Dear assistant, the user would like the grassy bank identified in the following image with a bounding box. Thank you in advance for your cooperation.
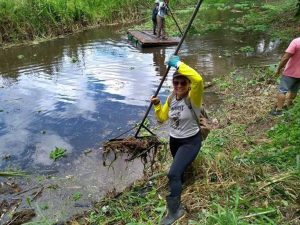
[67,67,300,224]
[0,0,145,44]
[0,0,198,45]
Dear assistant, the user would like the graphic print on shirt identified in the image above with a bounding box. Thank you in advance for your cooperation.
[170,105,184,130]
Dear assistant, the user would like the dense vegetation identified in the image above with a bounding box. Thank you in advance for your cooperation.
[1,0,299,45]
[297,0,300,16]
[136,0,300,43]
[0,0,196,44]
[0,0,140,43]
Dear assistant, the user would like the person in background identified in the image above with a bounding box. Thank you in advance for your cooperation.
[270,27,300,116]
[156,0,168,40]
[152,0,160,35]
[151,55,204,225]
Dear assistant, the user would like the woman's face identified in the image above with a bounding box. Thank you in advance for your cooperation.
[173,77,190,97]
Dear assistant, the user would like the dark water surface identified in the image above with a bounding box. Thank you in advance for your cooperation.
[0,22,284,221]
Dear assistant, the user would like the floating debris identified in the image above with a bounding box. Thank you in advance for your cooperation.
[0,171,27,177]
[5,209,36,225]
[102,136,163,167]
[103,136,161,154]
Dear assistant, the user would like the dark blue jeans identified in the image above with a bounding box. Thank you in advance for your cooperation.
[168,132,202,197]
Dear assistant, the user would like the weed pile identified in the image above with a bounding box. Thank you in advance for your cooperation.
[103,136,161,155]
[102,135,163,168]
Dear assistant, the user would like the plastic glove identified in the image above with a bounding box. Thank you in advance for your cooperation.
[166,55,180,68]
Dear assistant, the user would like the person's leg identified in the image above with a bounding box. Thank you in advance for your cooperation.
[170,136,186,183]
[169,136,179,158]
[271,75,290,115]
[156,15,162,38]
[286,92,297,107]
[276,92,286,110]
[161,134,201,225]
[161,18,166,39]
[286,78,300,107]
[152,19,157,35]
[168,134,201,197]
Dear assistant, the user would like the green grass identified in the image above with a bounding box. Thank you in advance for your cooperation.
[88,184,165,224]
[250,100,300,170]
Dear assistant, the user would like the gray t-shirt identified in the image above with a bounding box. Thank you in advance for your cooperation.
[168,97,200,138]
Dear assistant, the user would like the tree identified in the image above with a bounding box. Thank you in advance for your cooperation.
[296,0,300,17]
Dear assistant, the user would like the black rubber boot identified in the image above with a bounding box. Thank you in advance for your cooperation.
[160,196,185,225]
[153,28,157,35]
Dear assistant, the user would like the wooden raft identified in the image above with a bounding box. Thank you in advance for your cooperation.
[127,30,180,48]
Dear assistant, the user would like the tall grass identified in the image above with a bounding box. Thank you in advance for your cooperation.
[0,0,149,43]
[0,0,202,44]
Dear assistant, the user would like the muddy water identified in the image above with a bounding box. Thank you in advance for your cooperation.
[0,21,285,222]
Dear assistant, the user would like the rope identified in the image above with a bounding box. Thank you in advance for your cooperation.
[167,5,183,36]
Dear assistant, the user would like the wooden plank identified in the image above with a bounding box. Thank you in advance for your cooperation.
[127,30,180,47]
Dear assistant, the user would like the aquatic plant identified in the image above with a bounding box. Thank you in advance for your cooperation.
[73,192,82,201]
[0,170,27,177]
[238,46,254,53]
[49,147,67,161]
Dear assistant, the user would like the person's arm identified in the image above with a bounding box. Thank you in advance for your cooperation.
[158,2,163,11]
[166,55,204,108]
[177,63,204,108]
[151,96,169,122]
[275,52,292,76]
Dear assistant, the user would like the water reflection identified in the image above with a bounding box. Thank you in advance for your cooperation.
[144,47,167,77]
[256,38,281,54]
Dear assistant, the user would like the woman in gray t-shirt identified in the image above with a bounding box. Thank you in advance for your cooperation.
[151,55,204,225]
